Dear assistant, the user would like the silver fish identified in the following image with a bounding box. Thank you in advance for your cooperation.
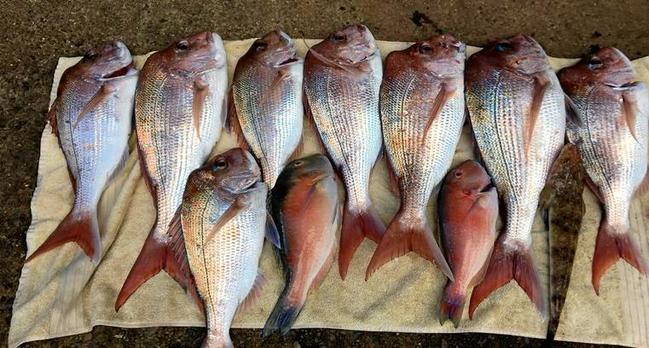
[116,32,228,311]
[26,41,138,263]
[466,34,566,318]
[366,34,466,280]
[229,29,303,189]
[559,47,649,294]
[303,24,385,280]
[181,149,268,348]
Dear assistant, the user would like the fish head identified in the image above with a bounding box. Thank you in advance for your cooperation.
[444,160,493,197]
[158,32,225,74]
[310,24,378,66]
[195,148,262,195]
[76,40,133,79]
[559,47,636,92]
[283,154,336,185]
[474,34,549,75]
[245,29,299,68]
[408,34,466,77]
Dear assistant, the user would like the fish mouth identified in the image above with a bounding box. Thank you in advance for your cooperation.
[277,56,300,66]
[103,62,136,79]
[479,182,495,193]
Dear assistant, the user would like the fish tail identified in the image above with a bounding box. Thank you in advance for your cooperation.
[115,219,201,312]
[592,221,649,295]
[262,286,304,336]
[469,236,545,319]
[202,331,233,348]
[26,208,100,263]
[365,211,452,281]
[439,283,467,327]
[338,205,385,280]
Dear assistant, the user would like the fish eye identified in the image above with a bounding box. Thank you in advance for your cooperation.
[454,170,463,178]
[332,33,346,42]
[253,41,268,51]
[293,160,304,167]
[418,44,433,54]
[176,40,189,50]
[212,159,228,171]
[587,57,603,69]
[495,42,513,52]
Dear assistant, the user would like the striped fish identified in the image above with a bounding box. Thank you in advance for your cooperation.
[115,32,228,311]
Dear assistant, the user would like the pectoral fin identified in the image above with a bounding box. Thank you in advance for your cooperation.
[526,73,550,156]
[74,83,116,128]
[48,99,60,137]
[205,196,249,243]
[423,81,455,141]
[621,90,639,143]
[192,78,209,140]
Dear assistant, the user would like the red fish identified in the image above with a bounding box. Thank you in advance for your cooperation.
[438,160,498,327]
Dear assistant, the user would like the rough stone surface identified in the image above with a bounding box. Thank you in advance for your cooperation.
[2,1,646,346]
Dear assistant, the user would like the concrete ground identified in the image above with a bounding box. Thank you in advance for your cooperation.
[2,0,647,346]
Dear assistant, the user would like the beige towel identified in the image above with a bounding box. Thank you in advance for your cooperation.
[9,39,649,348]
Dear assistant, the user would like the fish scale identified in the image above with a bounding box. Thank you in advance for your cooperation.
[26,41,137,263]
[303,24,385,279]
[367,35,465,280]
[181,149,267,348]
[466,35,566,318]
[115,32,228,312]
[560,47,649,293]
[232,31,303,189]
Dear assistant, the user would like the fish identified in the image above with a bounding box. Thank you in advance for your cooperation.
[303,24,385,279]
[542,144,585,341]
[26,41,138,263]
[263,154,341,336]
[465,34,567,318]
[366,34,466,280]
[115,32,229,311]
[180,148,269,348]
[438,160,498,327]
[228,29,304,189]
[558,47,649,294]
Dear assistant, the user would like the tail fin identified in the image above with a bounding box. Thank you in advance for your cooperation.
[115,220,201,312]
[365,211,452,281]
[439,283,467,327]
[262,289,304,336]
[592,222,649,295]
[338,205,385,280]
[469,236,545,319]
[26,209,100,263]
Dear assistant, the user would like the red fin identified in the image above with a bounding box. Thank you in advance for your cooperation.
[423,82,454,141]
[47,99,59,137]
[115,216,201,312]
[225,89,249,150]
[584,175,604,202]
[365,211,452,281]
[622,90,639,142]
[469,237,545,319]
[526,73,550,156]
[384,155,400,196]
[74,83,116,128]
[25,210,100,263]
[192,77,209,140]
[338,205,385,280]
[439,284,467,328]
[205,195,249,243]
[239,272,266,312]
[303,92,326,154]
[592,222,649,295]
[287,135,305,162]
